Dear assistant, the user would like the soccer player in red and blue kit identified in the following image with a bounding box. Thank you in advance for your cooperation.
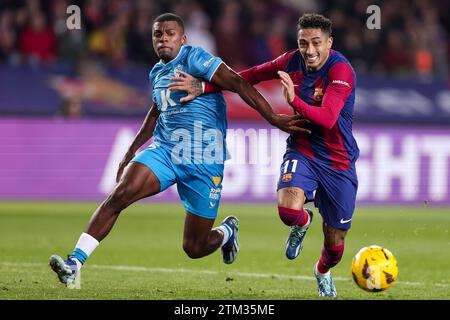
[169,13,359,297]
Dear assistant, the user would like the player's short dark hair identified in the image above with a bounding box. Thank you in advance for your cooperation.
[153,13,185,33]
[297,13,332,35]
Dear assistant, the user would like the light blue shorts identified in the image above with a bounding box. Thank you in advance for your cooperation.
[131,146,224,220]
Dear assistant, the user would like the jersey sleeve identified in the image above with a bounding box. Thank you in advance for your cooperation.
[203,49,297,93]
[187,47,223,82]
[238,49,297,85]
[290,61,355,129]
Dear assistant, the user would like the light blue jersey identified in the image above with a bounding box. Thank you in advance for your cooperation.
[132,45,227,219]
[150,45,227,164]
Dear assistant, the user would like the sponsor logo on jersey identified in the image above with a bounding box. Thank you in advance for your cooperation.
[209,186,221,201]
[175,64,185,73]
[332,79,350,87]
[203,57,215,68]
[212,176,221,187]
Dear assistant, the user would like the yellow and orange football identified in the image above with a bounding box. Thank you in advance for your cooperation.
[351,245,398,292]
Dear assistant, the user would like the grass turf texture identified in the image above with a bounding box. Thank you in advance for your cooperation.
[0,202,449,300]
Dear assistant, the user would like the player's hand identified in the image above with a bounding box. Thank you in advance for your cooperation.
[278,71,295,104]
[271,114,311,135]
[168,69,203,102]
[116,150,135,183]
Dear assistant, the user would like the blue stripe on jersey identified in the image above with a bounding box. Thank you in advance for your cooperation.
[285,51,301,73]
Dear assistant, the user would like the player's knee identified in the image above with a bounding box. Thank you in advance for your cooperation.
[182,241,203,259]
[277,187,305,208]
[278,206,303,226]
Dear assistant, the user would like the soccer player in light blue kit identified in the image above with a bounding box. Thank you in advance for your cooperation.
[49,13,310,287]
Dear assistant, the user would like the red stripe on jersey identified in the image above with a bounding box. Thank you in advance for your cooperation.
[290,70,304,87]
[322,120,350,170]
[295,134,315,159]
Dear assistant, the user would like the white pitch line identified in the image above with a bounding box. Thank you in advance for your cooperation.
[89,264,340,281]
[1,262,448,288]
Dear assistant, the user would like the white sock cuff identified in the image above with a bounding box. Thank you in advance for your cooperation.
[75,232,100,256]
[216,225,231,247]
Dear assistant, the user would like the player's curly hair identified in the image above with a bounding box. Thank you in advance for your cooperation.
[297,13,332,35]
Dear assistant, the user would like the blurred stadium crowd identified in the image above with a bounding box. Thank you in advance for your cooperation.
[1,1,450,205]
[0,0,449,79]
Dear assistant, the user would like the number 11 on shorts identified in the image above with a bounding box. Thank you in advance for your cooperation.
[282,159,298,173]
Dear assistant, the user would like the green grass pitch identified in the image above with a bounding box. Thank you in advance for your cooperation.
[0,201,449,300]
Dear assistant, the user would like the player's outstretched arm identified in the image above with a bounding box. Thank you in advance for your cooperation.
[116,103,160,182]
[169,51,292,102]
[209,63,310,135]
